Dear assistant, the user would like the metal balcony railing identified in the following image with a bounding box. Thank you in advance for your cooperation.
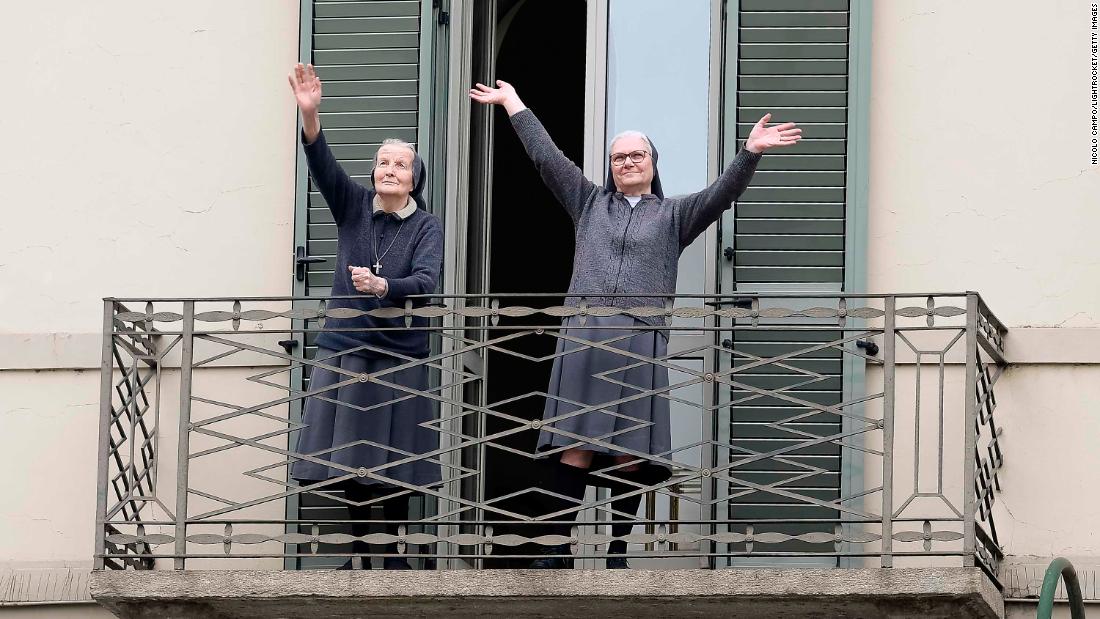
[93,292,1007,580]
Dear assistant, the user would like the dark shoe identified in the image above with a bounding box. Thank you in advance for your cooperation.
[335,557,365,570]
[383,557,413,570]
[605,556,630,569]
[528,544,571,569]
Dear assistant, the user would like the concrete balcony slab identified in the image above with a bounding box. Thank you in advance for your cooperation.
[91,567,1003,619]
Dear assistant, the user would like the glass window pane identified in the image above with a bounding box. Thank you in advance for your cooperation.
[606,0,712,296]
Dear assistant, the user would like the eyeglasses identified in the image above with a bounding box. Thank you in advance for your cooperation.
[610,150,649,167]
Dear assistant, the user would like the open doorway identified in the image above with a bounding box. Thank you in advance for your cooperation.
[463,0,589,567]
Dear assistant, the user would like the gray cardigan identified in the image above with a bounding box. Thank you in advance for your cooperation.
[509,108,762,325]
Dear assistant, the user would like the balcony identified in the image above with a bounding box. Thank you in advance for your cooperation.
[89,292,1008,618]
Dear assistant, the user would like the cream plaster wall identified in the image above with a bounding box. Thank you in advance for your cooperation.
[867,0,1100,589]
[0,1,300,337]
[0,366,290,569]
[1007,604,1080,619]
[859,362,1100,564]
[0,371,103,564]
[0,0,302,606]
[868,1,1100,328]
[993,366,1100,558]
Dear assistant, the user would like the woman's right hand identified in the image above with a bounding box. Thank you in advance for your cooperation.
[289,63,322,113]
[469,80,527,116]
[349,265,387,297]
[288,63,323,142]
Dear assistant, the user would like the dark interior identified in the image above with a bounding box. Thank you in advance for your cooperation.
[481,0,587,567]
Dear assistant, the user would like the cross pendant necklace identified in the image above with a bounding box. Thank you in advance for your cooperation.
[371,216,406,276]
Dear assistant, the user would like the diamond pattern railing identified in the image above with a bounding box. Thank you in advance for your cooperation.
[92,292,1007,577]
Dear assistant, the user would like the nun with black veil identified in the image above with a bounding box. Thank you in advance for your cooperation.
[287,63,444,570]
[470,79,800,568]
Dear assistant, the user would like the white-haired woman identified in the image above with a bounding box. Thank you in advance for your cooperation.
[288,63,444,570]
[470,80,800,568]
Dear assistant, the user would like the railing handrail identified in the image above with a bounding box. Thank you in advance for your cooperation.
[1037,557,1088,619]
[105,291,996,302]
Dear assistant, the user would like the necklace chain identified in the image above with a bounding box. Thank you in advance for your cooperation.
[371,214,406,274]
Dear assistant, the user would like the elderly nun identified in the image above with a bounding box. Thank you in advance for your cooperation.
[470,79,800,568]
[288,63,444,570]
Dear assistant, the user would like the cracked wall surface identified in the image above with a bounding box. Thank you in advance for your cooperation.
[0,0,301,588]
[867,4,1100,603]
[0,1,299,337]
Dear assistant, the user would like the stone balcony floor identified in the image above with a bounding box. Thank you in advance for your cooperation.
[91,567,1003,619]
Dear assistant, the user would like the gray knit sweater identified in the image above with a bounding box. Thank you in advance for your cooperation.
[509,109,762,324]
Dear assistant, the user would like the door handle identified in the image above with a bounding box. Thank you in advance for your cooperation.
[295,246,324,282]
[855,339,879,356]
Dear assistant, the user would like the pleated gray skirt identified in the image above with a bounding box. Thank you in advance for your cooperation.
[291,348,440,488]
[537,315,671,468]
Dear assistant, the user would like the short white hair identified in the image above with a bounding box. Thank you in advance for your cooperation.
[609,130,652,154]
[375,138,417,161]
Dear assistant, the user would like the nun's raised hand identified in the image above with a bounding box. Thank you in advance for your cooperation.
[468,80,527,116]
[288,63,322,115]
[288,63,323,142]
[745,113,802,154]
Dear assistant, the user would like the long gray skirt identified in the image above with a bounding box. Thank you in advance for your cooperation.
[290,348,440,488]
[537,315,671,470]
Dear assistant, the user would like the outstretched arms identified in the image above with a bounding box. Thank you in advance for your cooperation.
[469,80,598,221]
[744,113,802,154]
[288,63,365,225]
[678,114,801,247]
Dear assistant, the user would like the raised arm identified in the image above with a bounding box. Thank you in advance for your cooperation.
[677,113,802,248]
[469,80,598,222]
[288,63,365,225]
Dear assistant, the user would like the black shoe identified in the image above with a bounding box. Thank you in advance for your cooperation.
[335,557,365,570]
[383,557,413,570]
[605,556,630,569]
[528,544,571,569]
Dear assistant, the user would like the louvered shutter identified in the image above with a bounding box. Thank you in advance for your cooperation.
[734,0,848,286]
[293,0,431,570]
[721,0,860,564]
[305,0,425,296]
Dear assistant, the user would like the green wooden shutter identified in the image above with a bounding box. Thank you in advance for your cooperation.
[293,0,433,570]
[305,0,425,297]
[734,0,848,286]
[720,0,867,565]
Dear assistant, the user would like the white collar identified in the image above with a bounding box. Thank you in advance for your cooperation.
[372,195,417,220]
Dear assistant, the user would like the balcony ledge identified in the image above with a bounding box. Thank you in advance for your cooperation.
[90,567,1003,619]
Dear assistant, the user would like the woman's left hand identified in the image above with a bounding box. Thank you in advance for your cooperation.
[468,80,527,117]
[349,265,387,297]
[745,113,802,154]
